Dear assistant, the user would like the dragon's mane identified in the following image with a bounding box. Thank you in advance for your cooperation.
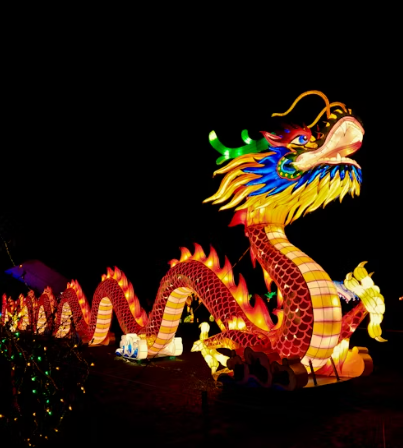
[205,149,361,226]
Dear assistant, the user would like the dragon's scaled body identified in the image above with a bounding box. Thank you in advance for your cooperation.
[1,90,386,382]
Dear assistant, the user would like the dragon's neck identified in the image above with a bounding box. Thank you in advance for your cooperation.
[248,222,342,369]
[246,201,293,227]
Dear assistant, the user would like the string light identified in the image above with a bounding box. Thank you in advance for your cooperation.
[0,292,90,447]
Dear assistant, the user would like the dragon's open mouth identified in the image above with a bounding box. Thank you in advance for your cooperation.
[293,117,364,171]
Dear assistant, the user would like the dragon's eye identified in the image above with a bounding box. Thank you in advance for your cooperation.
[290,135,309,145]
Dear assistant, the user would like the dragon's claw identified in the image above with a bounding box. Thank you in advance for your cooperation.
[344,262,387,342]
[192,323,230,374]
[191,340,205,352]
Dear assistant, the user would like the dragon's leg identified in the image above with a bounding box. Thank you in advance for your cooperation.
[191,322,230,376]
[191,322,270,376]
[318,261,386,377]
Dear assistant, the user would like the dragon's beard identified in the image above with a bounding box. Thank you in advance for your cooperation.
[204,151,361,226]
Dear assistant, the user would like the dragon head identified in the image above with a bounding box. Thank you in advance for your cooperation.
[204,90,364,227]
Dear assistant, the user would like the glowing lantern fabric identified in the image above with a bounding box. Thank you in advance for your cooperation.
[1,91,386,383]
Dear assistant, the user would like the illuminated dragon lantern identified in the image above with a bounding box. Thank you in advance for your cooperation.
[1,90,386,387]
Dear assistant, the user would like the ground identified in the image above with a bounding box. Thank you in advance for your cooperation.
[8,324,403,448]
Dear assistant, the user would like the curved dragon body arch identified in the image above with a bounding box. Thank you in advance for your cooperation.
[1,91,386,383]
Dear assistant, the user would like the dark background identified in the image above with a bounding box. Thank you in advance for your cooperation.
[1,18,402,332]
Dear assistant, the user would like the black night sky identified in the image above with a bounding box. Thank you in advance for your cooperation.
[1,28,402,332]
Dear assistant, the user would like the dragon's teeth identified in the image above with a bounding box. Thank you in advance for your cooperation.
[337,153,342,161]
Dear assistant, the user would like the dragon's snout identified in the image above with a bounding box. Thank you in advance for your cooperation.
[294,116,364,171]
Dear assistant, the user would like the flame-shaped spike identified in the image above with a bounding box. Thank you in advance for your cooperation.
[215,256,235,288]
[179,247,193,262]
[103,266,148,327]
[67,279,90,324]
[67,280,75,292]
[249,247,257,268]
[251,294,274,330]
[233,293,274,332]
[105,267,115,279]
[126,282,135,299]
[125,280,148,326]
[119,274,128,289]
[229,273,250,308]
[168,259,179,268]
[276,288,284,309]
[262,269,273,291]
[192,243,207,261]
[271,309,284,330]
[205,245,220,269]
[113,266,123,281]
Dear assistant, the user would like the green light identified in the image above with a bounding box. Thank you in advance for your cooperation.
[37,356,42,361]
[209,129,269,165]
[241,129,252,144]
[265,291,277,300]
[46,399,50,403]
[15,332,19,337]
[45,371,49,375]
[32,390,37,394]
[31,377,36,381]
